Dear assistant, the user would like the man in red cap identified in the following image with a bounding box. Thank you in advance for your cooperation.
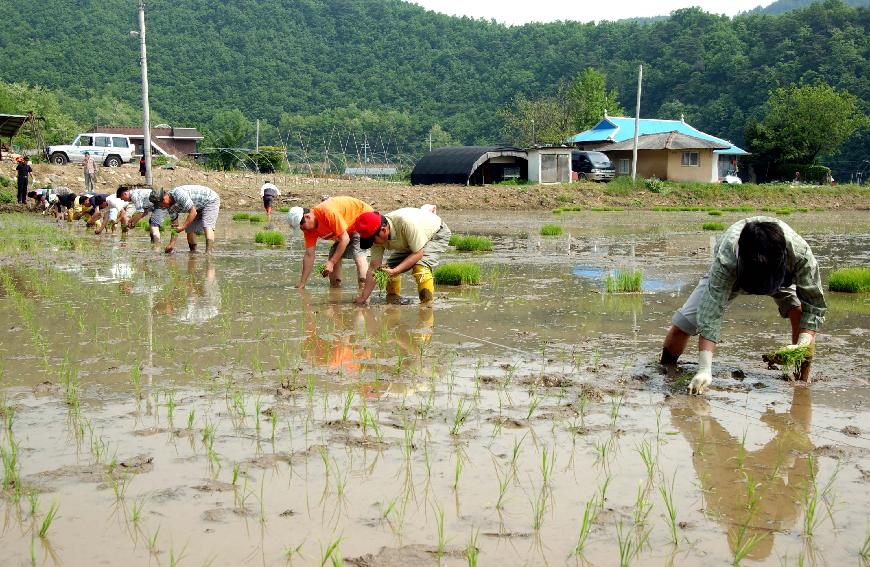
[350,206,450,305]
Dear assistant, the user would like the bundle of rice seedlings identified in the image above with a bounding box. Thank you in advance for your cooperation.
[605,269,642,293]
[540,224,563,236]
[450,234,493,252]
[254,230,285,246]
[828,267,870,293]
[434,263,481,286]
[316,263,327,277]
[707,210,723,216]
[232,212,251,221]
[762,345,813,378]
[374,269,389,291]
[248,214,266,223]
[702,222,726,231]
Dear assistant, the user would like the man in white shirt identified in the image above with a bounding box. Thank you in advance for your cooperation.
[260,180,280,221]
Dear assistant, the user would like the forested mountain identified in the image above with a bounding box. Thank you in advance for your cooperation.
[0,0,866,173]
[749,0,869,15]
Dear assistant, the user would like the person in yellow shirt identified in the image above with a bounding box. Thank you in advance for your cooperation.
[287,196,372,289]
[350,207,450,305]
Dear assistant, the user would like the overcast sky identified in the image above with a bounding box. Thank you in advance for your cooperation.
[407,0,774,25]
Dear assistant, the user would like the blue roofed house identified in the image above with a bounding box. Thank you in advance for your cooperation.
[569,114,749,183]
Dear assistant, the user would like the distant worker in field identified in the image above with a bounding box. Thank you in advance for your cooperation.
[660,217,826,395]
[95,192,136,235]
[83,152,97,193]
[15,156,33,204]
[149,185,221,254]
[350,206,451,306]
[260,180,280,222]
[51,191,77,221]
[117,185,161,242]
[288,196,372,289]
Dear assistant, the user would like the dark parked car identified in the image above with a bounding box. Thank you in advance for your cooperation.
[572,150,615,182]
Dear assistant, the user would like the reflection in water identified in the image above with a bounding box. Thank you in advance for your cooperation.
[300,292,435,395]
[572,265,685,292]
[671,388,815,560]
[153,255,221,323]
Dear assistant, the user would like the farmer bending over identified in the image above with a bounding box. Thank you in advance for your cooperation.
[288,196,372,289]
[150,185,221,254]
[350,207,451,306]
[260,180,280,222]
[117,186,161,242]
[661,217,826,394]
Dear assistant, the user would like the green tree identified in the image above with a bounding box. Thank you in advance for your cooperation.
[746,83,867,163]
[567,68,626,131]
[426,124,456,150]
[0,81,80,147]
[203,109,255,170]
[499,93,571,147]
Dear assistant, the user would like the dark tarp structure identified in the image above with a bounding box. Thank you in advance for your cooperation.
[0,114,28,157]
[411,146,527,185]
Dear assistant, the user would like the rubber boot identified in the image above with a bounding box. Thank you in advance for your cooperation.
[413,265,434,304]
[386,274,401,301]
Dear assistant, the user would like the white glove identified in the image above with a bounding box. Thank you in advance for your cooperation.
[783,332,814,351]
[688,350,713,395]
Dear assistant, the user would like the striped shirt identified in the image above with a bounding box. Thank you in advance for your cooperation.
[697,216,826,343]
[127,189,154,213]
[167,185,219,218]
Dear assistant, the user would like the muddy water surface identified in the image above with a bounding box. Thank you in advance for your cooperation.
[0,210,868,566]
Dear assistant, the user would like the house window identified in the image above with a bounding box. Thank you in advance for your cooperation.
[618,159,630,175]
[681,152,699,167]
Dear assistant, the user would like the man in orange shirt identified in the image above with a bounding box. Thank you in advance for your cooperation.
[288,196,372,289]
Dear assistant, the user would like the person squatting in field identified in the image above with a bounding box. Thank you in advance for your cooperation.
[660,217,826,395]
[149,185,221,254]
[350,206,451,306]
[288,196,372,290]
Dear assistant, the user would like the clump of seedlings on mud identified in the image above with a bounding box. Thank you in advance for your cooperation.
[605,268,643,293]
[449,234,493,252]
[254,230,285,246]
[374,268,389,291]
[702,222,726,231]
[540,224,563,236]
[828,267,870,293]
[434,263,481,286]
[762,344,813,377]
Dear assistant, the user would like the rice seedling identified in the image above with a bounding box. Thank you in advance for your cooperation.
[659,472,679,545]
[147,526,160,554]
[38,500,59,538]
[605,269,643,293]
[633,483,652,526]
[450,234,493,252]
[248,214,266,223]
[635,439,656,479]
[232,212,251,221]
[434,503,447,560]
[859,531,870,561]
[570,496,600,556]
[340,387,354,422]
[703,222,726,231]
[828,267,870,293]
[130,495,147,524]
[277,206,290,213]
[450,398,470,436]
[539,446,555,487]
[802,454,840,537]
[530,486,547,530]
[540,224,563,236]
[762,345,813,378]
[494,462,512,509]
[434,263,481,286]
[708,210,723,216]
[730,523,767,565]
[254,230,285,246]
[615,515,638,566]
[374,269,388,291]
[284,542,304,560]
[465,526,480,567]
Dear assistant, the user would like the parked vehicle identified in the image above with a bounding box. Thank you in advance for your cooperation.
[571,150,615,182]
[47,133,134,167]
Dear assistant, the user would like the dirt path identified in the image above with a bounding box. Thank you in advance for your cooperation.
[2,160,868,212]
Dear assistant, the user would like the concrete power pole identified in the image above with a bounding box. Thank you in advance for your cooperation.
[631,64,643,185]
[137,0,153,187]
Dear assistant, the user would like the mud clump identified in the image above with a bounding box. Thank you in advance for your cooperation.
[520,374,574,388]
[120,454,154,473]
[841,425,861,437]
[347,544,465,567]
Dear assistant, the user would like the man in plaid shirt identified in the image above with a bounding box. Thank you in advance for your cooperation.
[661,217,826,394]
[117,186,163,242]
[149,185,221,253]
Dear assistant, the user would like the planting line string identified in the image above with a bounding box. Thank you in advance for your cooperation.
[435,325,870,450]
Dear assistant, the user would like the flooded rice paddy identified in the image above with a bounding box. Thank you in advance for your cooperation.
[0,209,868,566]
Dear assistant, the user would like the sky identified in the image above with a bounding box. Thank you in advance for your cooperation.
[406,0,775,25]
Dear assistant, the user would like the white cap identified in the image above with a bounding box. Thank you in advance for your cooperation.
[420,204,437,215]
[287,206,304,231]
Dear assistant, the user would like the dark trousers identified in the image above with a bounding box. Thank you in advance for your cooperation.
[17,177,27,203]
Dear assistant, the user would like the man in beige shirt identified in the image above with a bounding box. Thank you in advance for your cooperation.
[83,152,98,193]
[350,207,451,305]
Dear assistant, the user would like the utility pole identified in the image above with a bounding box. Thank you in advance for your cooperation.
[631,64,643,185]
[531,119,536,146]
[136,0,153,187]
[255,119,260,153]
[363,134,369,175]
[429,130,432,152]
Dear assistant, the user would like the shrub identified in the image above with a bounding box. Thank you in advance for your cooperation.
[773,163,831,184]
[605,269,642,293]
[0,191,13,204]
[232,212,251,221]
[828,267,870,293]
[248,146,287,174]
[254,230,285,246]
[248,214,266,223]
[702,222,726,231]
[434,263,481,286]
[644,176,666,193]
[450,234,493,252]
[540,224,563,236]
[0,175,10,187]
[707,210,723,216]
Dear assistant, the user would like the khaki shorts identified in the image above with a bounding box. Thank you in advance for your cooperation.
[329,232,369,260]
[385,224,451,270]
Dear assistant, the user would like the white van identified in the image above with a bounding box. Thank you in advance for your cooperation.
[47,133,134,167]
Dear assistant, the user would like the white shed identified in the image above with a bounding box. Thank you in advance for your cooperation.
[527,147,572,184]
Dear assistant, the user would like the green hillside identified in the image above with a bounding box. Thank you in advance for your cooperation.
[749,0,869,15]
[0,0,867,173]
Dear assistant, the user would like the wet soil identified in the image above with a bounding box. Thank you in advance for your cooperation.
[0,210,867,566]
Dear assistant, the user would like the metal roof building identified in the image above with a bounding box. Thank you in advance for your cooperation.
[411,146,527,185]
